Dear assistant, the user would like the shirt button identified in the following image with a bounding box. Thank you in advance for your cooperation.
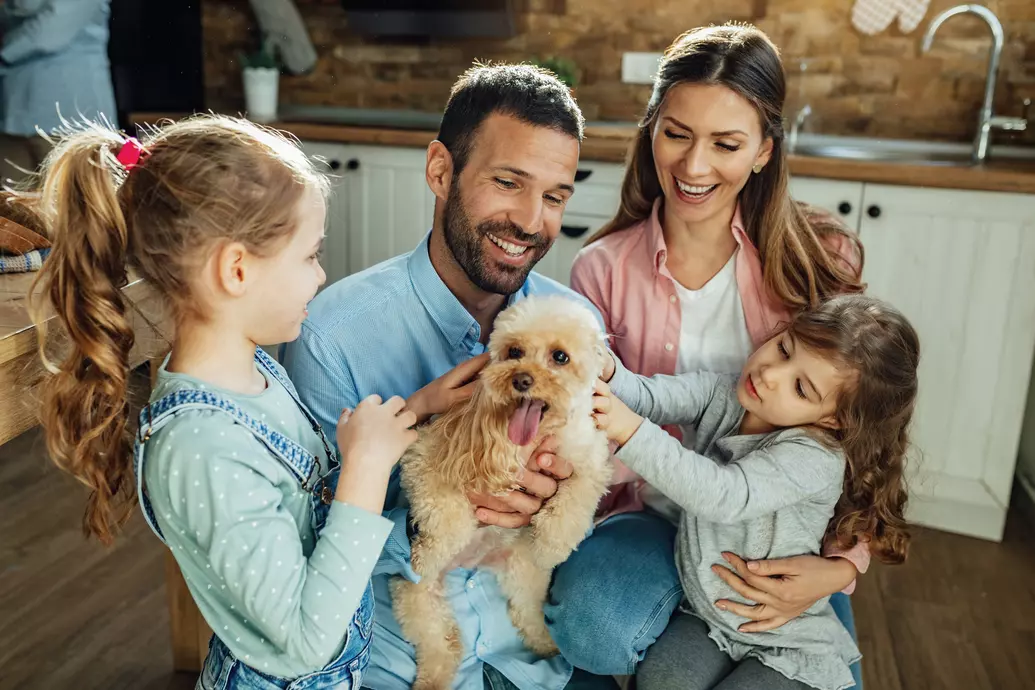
[466,579,476,590]
[665,343,674,352]
[669,294,677,303]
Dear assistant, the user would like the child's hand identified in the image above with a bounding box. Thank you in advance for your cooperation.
[336,395,418,477]
[592,379,642,447]
[407,353,490,424]
[600,349,616,382]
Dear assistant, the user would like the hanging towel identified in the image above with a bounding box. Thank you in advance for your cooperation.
[851,0,932,36]
[249,0,318,75]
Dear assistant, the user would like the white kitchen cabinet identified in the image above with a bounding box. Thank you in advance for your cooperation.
[536,161,625,286]
[533,213,607,285]
[857,184,1035,541]
[300,141,353,288]
[344,145,436,275]
[789,177,865,233]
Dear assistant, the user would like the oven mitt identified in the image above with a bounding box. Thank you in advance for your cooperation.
[851,0,932,36]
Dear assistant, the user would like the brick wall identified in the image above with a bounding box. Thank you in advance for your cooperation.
[203,0,1035,141]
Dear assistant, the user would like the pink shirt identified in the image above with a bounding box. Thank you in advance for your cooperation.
[571,199,870,582]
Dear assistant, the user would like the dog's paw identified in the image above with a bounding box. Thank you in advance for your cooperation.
[530,533,575,570]
[522,628,560,658]
[413,652,459,690]
[413,675,450,690]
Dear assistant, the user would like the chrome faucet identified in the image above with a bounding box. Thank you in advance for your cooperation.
[787,104,812,155]
[921,4,1027,165]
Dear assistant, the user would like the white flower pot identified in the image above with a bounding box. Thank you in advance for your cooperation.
[243,67,279,124]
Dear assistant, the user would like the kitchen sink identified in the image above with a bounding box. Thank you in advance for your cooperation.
[788,133,1035,167]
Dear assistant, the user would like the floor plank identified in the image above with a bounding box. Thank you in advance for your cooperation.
[2,420,1034,689]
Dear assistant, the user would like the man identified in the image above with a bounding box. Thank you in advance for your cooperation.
[282,64,617,690]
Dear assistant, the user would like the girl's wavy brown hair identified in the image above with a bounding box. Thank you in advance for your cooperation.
[788,294,919,564]
[23,115,327,544]
[587,23,864,312]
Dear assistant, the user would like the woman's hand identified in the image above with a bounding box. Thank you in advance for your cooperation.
[592,379,642,447]
[406,353,490,425]
[467,435,573,528]
[711,552,858,632]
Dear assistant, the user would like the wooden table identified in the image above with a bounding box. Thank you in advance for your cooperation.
[0,271,211,672]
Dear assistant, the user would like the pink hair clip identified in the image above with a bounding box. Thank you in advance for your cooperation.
[116,137,147,172]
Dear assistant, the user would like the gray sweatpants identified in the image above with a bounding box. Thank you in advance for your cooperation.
[637,613,813,690]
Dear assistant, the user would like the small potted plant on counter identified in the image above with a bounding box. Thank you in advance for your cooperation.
[241,38,280,124]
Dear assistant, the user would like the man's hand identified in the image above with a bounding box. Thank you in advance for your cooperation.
[468,435,573,528]
[406,353,489,425]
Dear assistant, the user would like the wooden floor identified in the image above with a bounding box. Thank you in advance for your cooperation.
[2,422,1034,690]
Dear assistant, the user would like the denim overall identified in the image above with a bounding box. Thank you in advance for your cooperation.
[135,348,375,690]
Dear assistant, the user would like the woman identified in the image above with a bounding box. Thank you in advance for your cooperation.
[546,24,868,688]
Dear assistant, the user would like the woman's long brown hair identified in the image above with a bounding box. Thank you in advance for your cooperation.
[588,24,864,312]
[789,295,919,564]
[23,116,327,544]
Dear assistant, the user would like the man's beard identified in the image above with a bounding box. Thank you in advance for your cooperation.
[442,176,551,295]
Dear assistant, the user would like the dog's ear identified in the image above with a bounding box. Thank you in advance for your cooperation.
[430,386,520,494]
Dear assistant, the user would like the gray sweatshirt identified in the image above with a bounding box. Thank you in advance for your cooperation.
[609,360,860,690]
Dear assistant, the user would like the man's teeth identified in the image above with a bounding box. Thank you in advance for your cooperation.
[488,233,528,257]
[676,179,717,195]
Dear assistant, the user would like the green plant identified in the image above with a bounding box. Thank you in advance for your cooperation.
[240,37,278,70]
[534,55,579,89]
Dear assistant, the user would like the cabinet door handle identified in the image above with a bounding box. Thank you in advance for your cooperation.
[328,159,342,171]
[560,224,591,238]
[866,204,882,219]
[574,169,593,182]
[345,159,360,171]
[837,201,852,215]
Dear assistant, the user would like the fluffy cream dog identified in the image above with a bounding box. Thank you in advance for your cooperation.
[392,295,613,690]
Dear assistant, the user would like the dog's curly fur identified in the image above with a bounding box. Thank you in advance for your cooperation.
[391,296,613,690]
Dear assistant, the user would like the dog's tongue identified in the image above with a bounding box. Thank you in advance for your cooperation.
[508,399,545,446]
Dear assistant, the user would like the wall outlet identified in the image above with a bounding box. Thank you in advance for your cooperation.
[621,52,663,85]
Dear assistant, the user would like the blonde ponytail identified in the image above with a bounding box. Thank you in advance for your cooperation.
[29,124,137,544]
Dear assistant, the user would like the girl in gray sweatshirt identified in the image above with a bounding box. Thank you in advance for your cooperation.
[593,295,918,690]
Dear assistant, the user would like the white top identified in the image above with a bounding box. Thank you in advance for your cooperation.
[641,249,754,523]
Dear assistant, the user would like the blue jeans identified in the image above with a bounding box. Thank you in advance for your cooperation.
[545,511,863,688]
[482,665,617,690]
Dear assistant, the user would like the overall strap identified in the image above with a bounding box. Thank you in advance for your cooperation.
[134,388,322,545]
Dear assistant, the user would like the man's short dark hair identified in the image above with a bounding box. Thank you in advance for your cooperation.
[437,63,585,173]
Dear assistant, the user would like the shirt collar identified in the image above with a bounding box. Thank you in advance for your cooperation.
[408,232,479,348]
[407,231,530,348]
[648,197,753,275]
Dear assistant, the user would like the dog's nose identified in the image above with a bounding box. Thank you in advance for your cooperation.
[512,372,534,393]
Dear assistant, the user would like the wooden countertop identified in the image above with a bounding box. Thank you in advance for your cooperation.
[0,271,168,446]
[130,113,1035,195]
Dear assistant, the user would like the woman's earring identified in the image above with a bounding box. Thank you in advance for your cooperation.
[752,163,763,174]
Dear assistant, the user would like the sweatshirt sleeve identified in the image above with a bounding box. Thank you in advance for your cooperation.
[608,354,723,428]
[615,421,845,524]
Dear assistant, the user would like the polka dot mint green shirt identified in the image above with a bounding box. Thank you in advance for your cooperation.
[144,360,392,678]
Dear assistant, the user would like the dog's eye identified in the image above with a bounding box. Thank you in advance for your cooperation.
[508,346,524,360]
[552,350,570,365]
